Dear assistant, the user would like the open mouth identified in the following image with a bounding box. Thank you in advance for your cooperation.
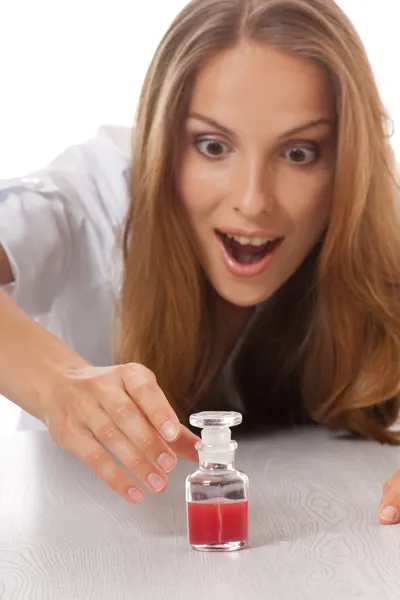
[215,230,283,265]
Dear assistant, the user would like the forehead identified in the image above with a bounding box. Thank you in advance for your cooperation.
[188,41,334,133]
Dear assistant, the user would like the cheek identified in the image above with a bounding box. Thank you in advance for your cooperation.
[277,167,332,233]
[178,154,228,223]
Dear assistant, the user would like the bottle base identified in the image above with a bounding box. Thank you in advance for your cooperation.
[191,540,247,552]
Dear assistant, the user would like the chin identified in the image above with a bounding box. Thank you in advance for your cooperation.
[214,280,276,308]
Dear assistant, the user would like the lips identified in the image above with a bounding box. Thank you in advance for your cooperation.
[217,231,281,264]
[217,226,282,241]
[214,228,284,278]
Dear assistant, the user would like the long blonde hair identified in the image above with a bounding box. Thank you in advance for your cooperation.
[118,0,400,443]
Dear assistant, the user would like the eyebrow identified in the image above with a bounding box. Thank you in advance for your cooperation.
[187,112,332,139]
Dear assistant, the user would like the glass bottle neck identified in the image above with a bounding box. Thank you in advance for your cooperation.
[198,451,235,470]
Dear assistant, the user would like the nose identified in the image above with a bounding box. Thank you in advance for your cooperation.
[233,159,276,218]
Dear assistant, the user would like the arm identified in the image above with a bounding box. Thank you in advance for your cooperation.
[0,285,89,420]
[0,286,199,504]
[0,138,198,504]
[0,243,87,417]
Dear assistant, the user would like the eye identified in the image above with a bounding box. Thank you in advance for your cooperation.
[284,146,318,165]
[195,138,230,158]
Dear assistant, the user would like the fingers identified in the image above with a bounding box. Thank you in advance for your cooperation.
[121,363,184,443]
[100,387,179,466]
[168,424,200,462]
[48,362,200,505]
[84,401,174,494]
[378,469,400,525]
[120,365,200,460]
[64,421,146,504]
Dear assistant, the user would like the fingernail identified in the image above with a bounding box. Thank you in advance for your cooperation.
[160,420,179,441]
[147,472,166,492]
[380,506,398,522]
[127,487,144,503]
[157,452,176,472]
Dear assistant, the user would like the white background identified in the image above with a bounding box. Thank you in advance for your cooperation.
[0,0,399,427]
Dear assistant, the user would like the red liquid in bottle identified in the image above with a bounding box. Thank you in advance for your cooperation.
[187,499,248,546]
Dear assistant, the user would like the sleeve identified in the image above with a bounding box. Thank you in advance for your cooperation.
[0,170,84,317]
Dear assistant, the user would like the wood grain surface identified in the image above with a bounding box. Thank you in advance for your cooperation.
[0,427,399,600]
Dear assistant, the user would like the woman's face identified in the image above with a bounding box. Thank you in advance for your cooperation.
[178,41,336,307]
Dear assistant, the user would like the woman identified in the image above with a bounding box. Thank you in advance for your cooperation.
[0,0,399,525]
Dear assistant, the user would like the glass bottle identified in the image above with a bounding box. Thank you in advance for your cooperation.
[185,411,249,552]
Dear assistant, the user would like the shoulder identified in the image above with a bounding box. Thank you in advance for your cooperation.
[0,125,133,231]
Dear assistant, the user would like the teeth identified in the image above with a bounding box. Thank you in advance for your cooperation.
[226,234,274,246]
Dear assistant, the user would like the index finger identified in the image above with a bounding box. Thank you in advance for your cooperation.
[168,424,200,462]
[122,363,182,443]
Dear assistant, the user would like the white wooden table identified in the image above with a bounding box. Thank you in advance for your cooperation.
[0,427,399,600]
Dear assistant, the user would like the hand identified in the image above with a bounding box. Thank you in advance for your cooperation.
[378,469,400,524]
[40,363,199,504]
